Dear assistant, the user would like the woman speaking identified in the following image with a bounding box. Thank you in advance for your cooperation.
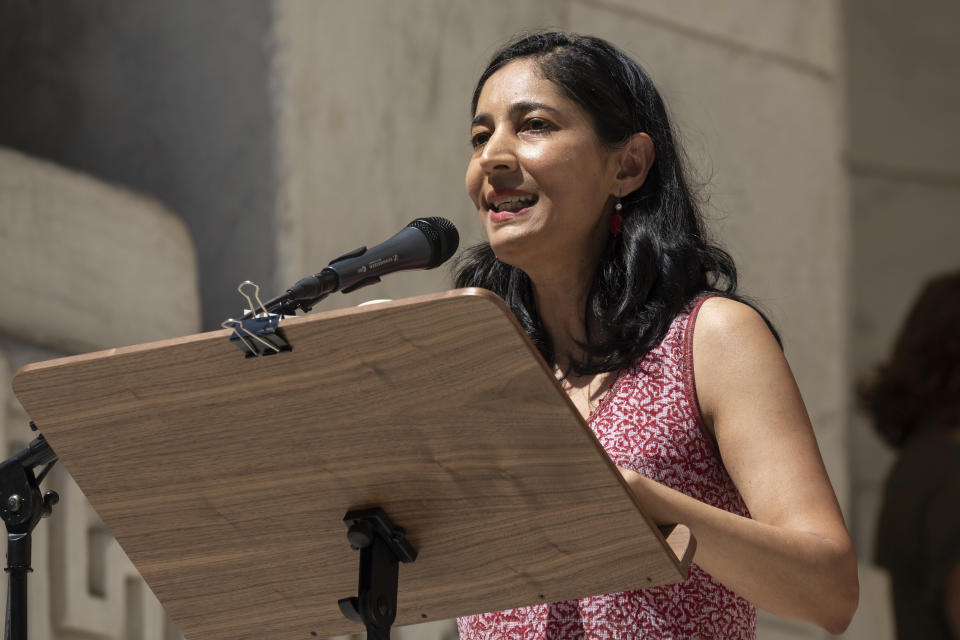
[454,32,858,639]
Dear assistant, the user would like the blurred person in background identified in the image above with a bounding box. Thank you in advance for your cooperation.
[862,271,960,639]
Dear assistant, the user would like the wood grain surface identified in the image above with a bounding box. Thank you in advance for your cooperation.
[12,288,692,640]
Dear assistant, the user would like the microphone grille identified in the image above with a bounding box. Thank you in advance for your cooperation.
[407,217,460,267]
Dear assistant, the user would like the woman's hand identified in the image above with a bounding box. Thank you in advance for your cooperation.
[619,297,859,634]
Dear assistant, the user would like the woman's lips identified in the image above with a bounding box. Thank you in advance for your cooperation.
[485,189,537,223]
[489,206,533,223]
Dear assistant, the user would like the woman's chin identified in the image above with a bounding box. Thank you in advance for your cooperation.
[488,228,529,254]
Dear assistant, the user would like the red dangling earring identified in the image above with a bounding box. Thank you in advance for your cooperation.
[609,199,624,235]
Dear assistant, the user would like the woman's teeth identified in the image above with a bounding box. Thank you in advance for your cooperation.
[491,195,537,212]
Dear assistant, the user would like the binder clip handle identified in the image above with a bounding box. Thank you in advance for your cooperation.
[221,281,292,358]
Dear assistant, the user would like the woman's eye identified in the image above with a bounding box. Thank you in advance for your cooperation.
[523,118,551,132]
[470,132,490,148]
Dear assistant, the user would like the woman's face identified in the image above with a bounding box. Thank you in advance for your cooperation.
[466,59,621,271]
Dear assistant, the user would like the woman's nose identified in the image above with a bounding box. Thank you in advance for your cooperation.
[479,130,518,174]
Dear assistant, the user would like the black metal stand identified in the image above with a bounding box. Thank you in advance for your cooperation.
[337,507,418,640]
[0,434,59,640]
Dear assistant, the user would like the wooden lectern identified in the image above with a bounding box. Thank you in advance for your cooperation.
[12,288,694,640]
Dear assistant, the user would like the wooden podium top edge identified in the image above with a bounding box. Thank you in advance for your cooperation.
[13,287,505,380]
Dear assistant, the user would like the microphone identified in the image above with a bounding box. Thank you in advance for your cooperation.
[285,217,459,302]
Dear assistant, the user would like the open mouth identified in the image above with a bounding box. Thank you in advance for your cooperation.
[489,194,538,213]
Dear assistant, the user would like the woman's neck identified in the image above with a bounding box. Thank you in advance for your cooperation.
[510,222,610,371]
[528,263,594,372]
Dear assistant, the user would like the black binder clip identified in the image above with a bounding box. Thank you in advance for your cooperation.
[221,281,292,358]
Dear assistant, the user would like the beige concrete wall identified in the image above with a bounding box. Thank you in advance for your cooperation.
[270,0,569,301]
[272,2,850,638]
[844,0,960,636]
[0,146,198,639]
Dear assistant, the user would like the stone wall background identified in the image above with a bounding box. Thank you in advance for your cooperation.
[0,1,957,638]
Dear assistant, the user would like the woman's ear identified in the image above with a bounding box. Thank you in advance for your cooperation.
[613,132,655,196]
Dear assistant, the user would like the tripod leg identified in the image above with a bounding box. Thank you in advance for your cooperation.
[4,532,30,640]
[0,436,57,640]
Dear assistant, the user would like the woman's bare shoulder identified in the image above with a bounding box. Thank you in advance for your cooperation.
[694,296,777,353]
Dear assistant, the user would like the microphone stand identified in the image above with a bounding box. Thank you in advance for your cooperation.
[243,292,326,319]
[256,288,336,318]
[242,246,370,320]
[0,432,59,640]
[241,216,459,321]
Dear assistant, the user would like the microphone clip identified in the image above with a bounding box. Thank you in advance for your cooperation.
[326,246,382,293]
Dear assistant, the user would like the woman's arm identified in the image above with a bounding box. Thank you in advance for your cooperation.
[618,297,858,633]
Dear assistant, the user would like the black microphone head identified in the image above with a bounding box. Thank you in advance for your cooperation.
[407,217,459,268]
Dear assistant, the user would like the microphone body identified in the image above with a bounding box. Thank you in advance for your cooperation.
[286,217,459,301]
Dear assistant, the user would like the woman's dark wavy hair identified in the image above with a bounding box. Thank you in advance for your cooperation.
[456,31,775,374]
[858,272,960,448]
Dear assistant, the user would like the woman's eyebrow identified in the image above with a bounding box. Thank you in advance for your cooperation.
[472,101,562,127]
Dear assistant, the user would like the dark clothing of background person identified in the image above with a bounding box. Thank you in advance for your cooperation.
[876,427,960,640]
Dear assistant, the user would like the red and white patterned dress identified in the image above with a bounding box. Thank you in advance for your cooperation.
[457,295,757,639]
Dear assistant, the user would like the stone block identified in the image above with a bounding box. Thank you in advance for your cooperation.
[574,0,839,75]
[0,147,200,354]
[844,0,960,176]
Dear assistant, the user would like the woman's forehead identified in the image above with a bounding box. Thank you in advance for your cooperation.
[474,59,572,116]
